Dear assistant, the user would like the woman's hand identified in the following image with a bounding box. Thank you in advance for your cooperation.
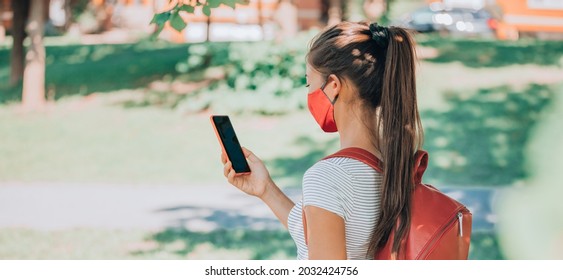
[221,147,273,199]
[221,147,295,229]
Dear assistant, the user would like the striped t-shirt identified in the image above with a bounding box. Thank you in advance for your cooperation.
[287,156,382,260]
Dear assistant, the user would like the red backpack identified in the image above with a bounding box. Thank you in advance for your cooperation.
[302,147,472,260]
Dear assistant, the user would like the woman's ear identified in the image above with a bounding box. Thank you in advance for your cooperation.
[326,74,341,103]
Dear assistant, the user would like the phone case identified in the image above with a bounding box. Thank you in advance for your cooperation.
[210,115,251,175]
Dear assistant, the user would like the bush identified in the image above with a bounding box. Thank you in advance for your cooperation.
[176,33,313,115]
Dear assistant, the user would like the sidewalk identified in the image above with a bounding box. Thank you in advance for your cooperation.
[0,182,302,232]
[0,182,499,232]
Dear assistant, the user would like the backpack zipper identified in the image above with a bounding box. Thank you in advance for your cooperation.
[417,209,465,259]
[458,212,463,237]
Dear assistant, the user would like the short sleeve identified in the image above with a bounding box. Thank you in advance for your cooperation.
[302,159,355,221]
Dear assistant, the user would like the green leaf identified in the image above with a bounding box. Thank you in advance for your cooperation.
[202,5,211,17]
[150,11,170,26]
[220,0,233,9]
[207,0,223,8]
[179,5,195,14]
[222,0,248,9]
[169,12,187,32]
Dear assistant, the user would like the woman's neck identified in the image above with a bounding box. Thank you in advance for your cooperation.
[338,114,382,160]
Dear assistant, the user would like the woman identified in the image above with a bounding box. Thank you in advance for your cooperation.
[220,21,423,260]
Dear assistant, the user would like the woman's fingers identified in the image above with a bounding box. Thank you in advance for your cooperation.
[221,152,227,164]
[241,147,251,157]
[227,168,236,184]
[241,147,258,163]
[223,161,232,178]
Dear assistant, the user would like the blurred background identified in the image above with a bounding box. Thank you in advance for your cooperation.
[0,0,562,260]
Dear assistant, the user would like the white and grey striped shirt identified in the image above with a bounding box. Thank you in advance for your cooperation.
[288,157,382,260]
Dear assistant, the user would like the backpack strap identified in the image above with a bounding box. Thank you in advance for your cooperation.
[323,147,383,173]
[323,147,429,184]
[301,147,429,246]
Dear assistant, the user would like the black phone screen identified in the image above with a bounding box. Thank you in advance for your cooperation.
[212,116,251,173]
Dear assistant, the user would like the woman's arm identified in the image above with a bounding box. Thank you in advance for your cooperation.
[260,180,295,229]
[222,147,295,228]
[304,205,347,259]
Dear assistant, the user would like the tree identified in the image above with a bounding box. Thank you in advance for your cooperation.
[327,0,342,26]
[0,1,6,42]
[22,0,47,110]
[10,0,30,86]
[345,0,364,22]
[9,0,47,110]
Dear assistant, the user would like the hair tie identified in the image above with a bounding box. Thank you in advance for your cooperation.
[369,23,389,49]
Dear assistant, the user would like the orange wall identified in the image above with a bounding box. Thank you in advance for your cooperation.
[426,0,563,33]
[496,0,563,32]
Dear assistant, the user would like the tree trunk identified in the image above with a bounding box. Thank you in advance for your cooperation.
[273,0,298,43]
[206,12,211,42]
[22,0,46,110]
[327,0,342,26]
[64,0,72,30]
[10,0,30,86]
[345,0,365,22]
[0,2,6,42]
[257,0,264,39]
[364,0,386,21]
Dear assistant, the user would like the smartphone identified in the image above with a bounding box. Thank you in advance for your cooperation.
[210,115,251,175]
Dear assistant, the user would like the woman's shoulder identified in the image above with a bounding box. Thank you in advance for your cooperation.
[306,156,380,179]
[303,157,382,200]
[303,156,380,191]
[302,157,379,220]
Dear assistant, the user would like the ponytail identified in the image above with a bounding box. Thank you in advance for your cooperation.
[305,22,423,258]
[367,27,423,258]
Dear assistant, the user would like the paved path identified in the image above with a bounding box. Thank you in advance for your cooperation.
[0,182,499,232]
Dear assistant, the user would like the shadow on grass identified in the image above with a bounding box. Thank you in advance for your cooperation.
[135,227,501,260]
[134,228,297,260]
[419,36,563,68]
[421,83,554,186]
[0,41,231,104]
[154,205,284,230]
[130,202,297,259]
[265,136,340,188]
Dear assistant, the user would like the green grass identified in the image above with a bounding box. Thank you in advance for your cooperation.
[418,35,563,68]
[0,227,503,260]
[422,83,557,186]
[0,228,296,260]
[1,71,561,187]
[0,98,338,185]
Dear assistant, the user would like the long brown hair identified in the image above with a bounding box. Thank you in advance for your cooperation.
[307,22,424,258]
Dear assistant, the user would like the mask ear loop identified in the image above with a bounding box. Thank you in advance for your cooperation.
[320,77,338,105]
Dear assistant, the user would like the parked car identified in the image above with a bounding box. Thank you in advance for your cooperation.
[393,4,504,39]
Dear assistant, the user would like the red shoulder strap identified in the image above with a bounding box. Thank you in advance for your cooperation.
[302,147,429,246]
[323,147,428,184]
[322,147,383,173]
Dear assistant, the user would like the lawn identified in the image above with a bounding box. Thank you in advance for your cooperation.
[1,61,561,187]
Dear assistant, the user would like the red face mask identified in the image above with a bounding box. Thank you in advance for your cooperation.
[307,81,338,133]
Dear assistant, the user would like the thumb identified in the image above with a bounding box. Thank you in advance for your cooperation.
[241,147,259,163]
